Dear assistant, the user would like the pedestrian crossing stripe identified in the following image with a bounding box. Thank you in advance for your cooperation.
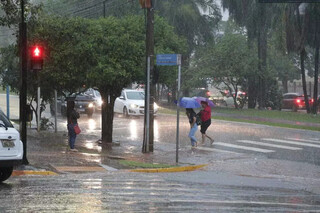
[262,138,320,149]
[286,138,320,144]
[237,140,302,151]
[213,142,274,153]
[196,146,237,153]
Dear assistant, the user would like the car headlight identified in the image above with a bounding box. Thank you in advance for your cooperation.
[130,104,139,109]
[154,103,159,110]
[88,103,94,108]
[98,99,103,106]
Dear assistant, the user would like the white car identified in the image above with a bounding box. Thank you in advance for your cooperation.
[0,109,23,182]
[114,89,159,117]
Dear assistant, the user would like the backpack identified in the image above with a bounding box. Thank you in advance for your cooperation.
[196,113,202,126]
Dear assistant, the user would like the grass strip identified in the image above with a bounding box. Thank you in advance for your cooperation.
[159,107,320,131]
[119,160,175,169]
[213,115,320,132]
[214,107,320,124]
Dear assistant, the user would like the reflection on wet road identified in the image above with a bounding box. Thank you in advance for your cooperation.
[69,113,320,165]
[1,171,320,212]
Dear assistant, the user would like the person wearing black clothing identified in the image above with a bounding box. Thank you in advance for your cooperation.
[186,108,198,148]
[67,101,80,152]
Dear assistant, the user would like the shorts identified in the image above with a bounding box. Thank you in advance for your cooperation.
[200,119,211,134]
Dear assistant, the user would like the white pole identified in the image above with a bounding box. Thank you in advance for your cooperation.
[176,63,181,163]
[54,90,57,133]
[146,56,151,152]
[37,87,40,132]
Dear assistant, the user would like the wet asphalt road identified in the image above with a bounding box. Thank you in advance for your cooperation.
[2,100,320,211]
[73,112,320,166]
[2,171,320,212]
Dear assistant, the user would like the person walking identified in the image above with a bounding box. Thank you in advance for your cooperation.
[67,100,80,152]
[186,108,198,148]
[200,101,214,145]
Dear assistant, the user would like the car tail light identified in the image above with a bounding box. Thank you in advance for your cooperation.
[311,99,314,103]
[296,99,301,104]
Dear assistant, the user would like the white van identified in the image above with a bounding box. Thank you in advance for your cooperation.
[0,109,23,182]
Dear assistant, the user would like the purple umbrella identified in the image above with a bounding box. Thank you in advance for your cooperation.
[193,97,215,107]
[179,97,201,108]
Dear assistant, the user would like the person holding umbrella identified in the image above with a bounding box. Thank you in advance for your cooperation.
[179,97,201,148]
[200,101,214,145]
[186,108,198,148]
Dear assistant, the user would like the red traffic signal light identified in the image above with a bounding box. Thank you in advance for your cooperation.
[30,45,44,70]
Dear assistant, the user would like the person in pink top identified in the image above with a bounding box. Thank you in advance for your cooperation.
[200,101,214,145]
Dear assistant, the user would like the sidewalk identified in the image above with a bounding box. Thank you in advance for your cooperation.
[20,128,242,174]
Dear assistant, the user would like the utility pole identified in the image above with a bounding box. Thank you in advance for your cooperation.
[20,0,29,165]
[142,0,154,153]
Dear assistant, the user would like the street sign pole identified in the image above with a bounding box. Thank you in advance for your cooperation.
[156,54,181,164]
[146,56,151,152]
[176,62,181,163]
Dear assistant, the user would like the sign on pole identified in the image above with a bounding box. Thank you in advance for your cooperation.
[156,54,181,66]
[156,54,181,164]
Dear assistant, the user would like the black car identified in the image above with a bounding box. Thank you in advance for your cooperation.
[50,92,95,117]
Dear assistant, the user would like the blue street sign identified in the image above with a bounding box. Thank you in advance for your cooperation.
[156,54,181,66]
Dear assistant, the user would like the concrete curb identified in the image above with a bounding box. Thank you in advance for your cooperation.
[129,164,207,173]
[12,170,58,176]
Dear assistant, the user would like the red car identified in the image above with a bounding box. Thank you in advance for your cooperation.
[281,93,314,112]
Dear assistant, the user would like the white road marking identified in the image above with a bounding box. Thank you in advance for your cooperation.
[213,142,274,153]
[237,140,302,151]
[286,138,320,144]
[196,146,237,153]
[99,164,118,171]
[262,138,320,149]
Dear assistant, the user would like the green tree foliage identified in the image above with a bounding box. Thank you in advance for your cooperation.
[0,44,19,90]
[29,16,95,96]
[194,33,258,109]
[27,14,184,144]
[41,0,221,97]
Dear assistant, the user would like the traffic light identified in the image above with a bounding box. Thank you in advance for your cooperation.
[30,45,44,70]
[139,0,151,8]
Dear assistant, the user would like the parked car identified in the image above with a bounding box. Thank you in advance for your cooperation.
[223,91,247,108]
[50,91,96,117]
[114,89,159,117]
[0,109,23,182]
[281,93,314,112]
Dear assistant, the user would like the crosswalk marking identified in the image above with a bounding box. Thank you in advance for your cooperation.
[237,140,302,151]
[286,138,320,144]
[213,142,275,153]
[262,138,320,149]
[196,146,237,153]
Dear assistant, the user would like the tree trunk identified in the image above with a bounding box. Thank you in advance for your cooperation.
[257,4,267,110]
[313,43,319,114]
[248,76,257,109]
[300,49,311,113]
[101,93,116,148]
[282,79,288,93]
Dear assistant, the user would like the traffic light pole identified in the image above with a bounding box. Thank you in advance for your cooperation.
[20,0,29,165]
[142,0,154,153]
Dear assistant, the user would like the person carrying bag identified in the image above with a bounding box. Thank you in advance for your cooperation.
[67,100,80,152]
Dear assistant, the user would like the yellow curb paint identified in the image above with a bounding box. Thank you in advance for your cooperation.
[130,164,207,173]
[12,170,58,176]
[54,166,106,172]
